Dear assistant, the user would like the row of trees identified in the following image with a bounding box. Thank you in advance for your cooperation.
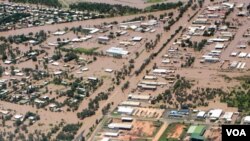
[77,92,109,119]
[70,2,141,16]
[0,13,31,26]
[9,0,62,7]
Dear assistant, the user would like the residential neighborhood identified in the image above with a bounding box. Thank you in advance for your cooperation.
[0,0,250,141]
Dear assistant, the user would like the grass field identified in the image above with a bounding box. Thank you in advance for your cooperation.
[159,123,188,141]
[147,0,165,3]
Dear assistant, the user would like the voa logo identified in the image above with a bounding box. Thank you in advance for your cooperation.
[226,129,246,136]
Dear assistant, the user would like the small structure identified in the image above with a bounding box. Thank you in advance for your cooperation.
[243,116,250,124]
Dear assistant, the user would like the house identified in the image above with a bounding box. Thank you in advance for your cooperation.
[214,43,225,49]
[53,31,66,36]
[143,75,157,80]
[196,111,206,119]
[192,18,208,24]
[221,112,233,122]
[106,47,129,58]
[152,69,169,74]
[98,36,110,42]
[132,36,142,42]
[208,109,223,120]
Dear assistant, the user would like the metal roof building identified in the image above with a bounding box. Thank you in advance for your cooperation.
[108,123,132,130]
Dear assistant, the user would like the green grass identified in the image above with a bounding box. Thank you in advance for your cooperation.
[74,47,98,55]
[147,0,164,3]
[158,123,187,141]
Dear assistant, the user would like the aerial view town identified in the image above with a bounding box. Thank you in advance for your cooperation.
[0,0,250,141]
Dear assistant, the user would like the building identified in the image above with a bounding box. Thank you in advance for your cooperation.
[214,43,225,49]
[152,69,170,74]
[128,94,151,101]
[221,112,233,122]
[120,101,141,107]
[196,111,206,119]
[138,84,157,90]
[53,31,66,36]
[192,18,208,24]
[108,123,132,130]
[132,36,142,42]
[208,109,223,120]
[104,132,119,137]
[121,117,133,122]
[117,106,134,115]
[143,75,157,80]
[243,116,250,124]
[98,36,110,42]
[106,47,129,58]
[187,125,206,135]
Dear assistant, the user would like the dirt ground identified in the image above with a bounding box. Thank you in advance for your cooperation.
[204,126,222,141]
[167,124,186,139]
[129,120,156,137]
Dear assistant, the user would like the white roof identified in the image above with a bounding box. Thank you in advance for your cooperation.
[98,36,109,41]
[130,25,137,30]
[215,43,225,49]
[4,60,12,64]
[244,116,250,123]
[222,112,233,120]
[53,31,66,35]
[197,111,206,118]
[128,94,151,100]
[108,123,132,129]
[89,28,99,34]
[132,36,142,41]
[0,109,9,115]
[117,106,134,114]
[104,132,119,137]
[14,114,23,119]
[238,52,247,58]
[209,109,223,119]
[153,69,169,74]
[105,69,113,73]
[88,77,98,80]
[54,71,62,75]
[106,47,129,55]
[101,137,110,141]
[52,62,59,66]
[120,101,141,106]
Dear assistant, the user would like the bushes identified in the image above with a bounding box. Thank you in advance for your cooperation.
[0,13,31,26]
